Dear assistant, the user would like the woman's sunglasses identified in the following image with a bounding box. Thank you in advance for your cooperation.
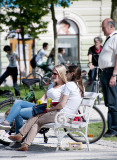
[52,72,58,76]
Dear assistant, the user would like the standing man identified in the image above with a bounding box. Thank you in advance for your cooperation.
[0,45,20,96]
[98,18,117,137]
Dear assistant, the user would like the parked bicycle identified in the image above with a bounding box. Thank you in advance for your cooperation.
[0,76,50,146]
[26,71,52,91]
[65,104,106,144]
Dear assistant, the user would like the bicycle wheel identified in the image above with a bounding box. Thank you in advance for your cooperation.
[0,99,15,146]
[35,67,45,77]
[0,99,15,113]
[40,72,52,90]
[64,105,106,144]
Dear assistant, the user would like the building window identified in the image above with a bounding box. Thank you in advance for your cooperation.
[57,19,79,64]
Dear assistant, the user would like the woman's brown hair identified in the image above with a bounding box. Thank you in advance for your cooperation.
[68,65,84,97]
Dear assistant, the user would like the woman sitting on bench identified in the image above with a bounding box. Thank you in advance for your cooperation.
[0,64,67,134]
[9,65,84,151]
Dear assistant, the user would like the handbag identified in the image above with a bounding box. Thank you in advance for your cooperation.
[32,102,60,116]
[32,103,47,116]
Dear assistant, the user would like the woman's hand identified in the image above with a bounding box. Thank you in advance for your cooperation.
[46,106,55,112]
[46,95,69,112]
[46,108,51,112]
[33,105,37,108]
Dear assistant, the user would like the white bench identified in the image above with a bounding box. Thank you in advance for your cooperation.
[42,92,102,151]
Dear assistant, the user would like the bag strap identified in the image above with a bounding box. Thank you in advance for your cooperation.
[37,49,41,55]
[103,33,117,47]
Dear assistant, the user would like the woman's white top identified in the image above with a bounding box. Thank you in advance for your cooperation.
[45,83,65,102]
[7,52,17,67]
[60,82,82,118]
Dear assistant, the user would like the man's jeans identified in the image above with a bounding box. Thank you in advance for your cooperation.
[89,68,97,81]
[100,68,117,134]
[6,100,35,133]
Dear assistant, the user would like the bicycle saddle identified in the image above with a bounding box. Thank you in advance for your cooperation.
[22,78,41,87]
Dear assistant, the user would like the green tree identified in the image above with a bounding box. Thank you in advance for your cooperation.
[0,0,49,74]
[0,0,77,68]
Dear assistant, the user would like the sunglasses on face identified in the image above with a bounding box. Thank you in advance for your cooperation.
[52,72,58,76]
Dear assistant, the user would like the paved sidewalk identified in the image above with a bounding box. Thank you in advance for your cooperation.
[0,103,117,160]
[0,128,117,160]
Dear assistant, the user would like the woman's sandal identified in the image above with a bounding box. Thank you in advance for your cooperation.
[9,134,23,142]
[17,144,28,151]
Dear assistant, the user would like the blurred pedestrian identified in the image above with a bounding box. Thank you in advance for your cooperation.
[88,37,103,85]
[58,48,66,66]
[36,42,49,67]
[46,48,55,71]
[0,45,20,96]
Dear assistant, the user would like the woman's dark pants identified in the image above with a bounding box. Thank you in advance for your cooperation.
[0,67,20,96]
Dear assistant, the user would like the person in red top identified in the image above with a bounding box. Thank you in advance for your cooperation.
[88,37,103,85]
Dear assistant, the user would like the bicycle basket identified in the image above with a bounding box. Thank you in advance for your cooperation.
[23,91,35,102]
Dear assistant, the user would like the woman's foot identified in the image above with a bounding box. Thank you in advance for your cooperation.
[17,144,28,151]
[9,133,23,142]
[0,121,11,130]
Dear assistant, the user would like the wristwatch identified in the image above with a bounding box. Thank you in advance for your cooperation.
[112,74,117,77]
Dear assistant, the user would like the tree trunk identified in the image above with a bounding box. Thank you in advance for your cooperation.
[17,33,22,84]
[21,28,27,76]
[111,0,117,29]
[32,38,35,56]
[50,2,58,65]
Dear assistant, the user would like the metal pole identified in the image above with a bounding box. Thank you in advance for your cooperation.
[0,32,1,76]
[0,8,1,76]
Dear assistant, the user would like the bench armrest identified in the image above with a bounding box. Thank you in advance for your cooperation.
[55,111,91,125]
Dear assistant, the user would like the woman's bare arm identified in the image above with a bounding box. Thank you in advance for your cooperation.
[39,93,47,103]
[46,94,68,112]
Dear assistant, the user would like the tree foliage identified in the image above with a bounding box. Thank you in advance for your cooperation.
[0,0,76,68]
[0,0,49,75]
[0,0,49,38]
[0,0,71,36]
